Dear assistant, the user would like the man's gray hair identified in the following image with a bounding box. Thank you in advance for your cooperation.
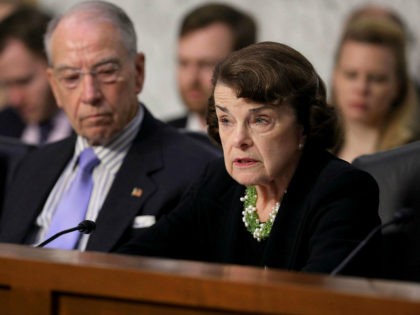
[44,1,137,65]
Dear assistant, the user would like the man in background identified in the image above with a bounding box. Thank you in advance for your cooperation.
[0,0,19,24]
[0,6,72,145]
[167,3,257,134]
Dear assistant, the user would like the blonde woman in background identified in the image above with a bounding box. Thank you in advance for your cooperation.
[331,16,420,162]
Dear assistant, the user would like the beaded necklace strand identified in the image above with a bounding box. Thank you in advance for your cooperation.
[240,186,284,241]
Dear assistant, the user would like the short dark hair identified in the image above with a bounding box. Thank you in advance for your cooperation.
[207,41,340,151]
[0,5,52,60]
[180,3,256,51]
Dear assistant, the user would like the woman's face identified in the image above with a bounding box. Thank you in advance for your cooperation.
[333,40,399,126]
[214,84,304,188]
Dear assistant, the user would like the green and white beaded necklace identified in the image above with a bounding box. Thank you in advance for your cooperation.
[240,186,285,242]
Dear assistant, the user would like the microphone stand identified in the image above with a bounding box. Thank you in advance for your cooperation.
[36,227,80,248]
[330,208,414,276]
[36,220,96,248]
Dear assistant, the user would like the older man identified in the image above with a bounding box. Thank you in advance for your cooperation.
[0,1,218,251]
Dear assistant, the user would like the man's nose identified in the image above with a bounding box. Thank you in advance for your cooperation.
[80,74,102,105]
[182,64,202,87]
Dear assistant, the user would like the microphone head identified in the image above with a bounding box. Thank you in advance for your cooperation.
[77,220,96,234]
[393,208,415,224]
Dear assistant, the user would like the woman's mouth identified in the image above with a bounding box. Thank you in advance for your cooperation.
[233,158,257,168]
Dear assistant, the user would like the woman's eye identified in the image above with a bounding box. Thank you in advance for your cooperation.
[217,115,231,125]
[252,116,272,126]
[250,115,275,132]
[255,117,269,124]
[369,75,388,84]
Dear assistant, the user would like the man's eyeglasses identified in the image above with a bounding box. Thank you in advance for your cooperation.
[53,61,122,89]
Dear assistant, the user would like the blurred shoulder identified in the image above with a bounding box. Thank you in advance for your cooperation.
[22,136,75,159]
[148,113,221,160]
[300,149,378,194]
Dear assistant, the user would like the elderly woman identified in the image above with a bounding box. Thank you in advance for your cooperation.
[119,42,380,277]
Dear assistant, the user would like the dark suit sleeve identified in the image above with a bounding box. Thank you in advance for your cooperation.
[115,176,203,260]
[115,159,228,261]
[302,169,381,277]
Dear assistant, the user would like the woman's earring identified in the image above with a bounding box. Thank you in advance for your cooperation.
[298,143,304,150]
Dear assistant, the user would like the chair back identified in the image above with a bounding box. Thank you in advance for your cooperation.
[353,141,420,282]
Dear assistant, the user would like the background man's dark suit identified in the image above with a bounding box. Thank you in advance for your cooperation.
[0,107,25,138]
[167,115,221,153]
[0,107,73,145]
[167,115,187,129]
[0,108,219,251]
[0,135,34,217]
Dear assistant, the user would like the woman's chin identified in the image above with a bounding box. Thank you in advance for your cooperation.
[232,175,260,187]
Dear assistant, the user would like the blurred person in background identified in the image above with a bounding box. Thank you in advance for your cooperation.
[0,0,23,108]
[0,6,72,145]
[0,0,17,19]
[345,4,420,97]
[331,16,420,162]
[167,3,256,137]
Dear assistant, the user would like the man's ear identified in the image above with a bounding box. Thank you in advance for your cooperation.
[134,52,145,94]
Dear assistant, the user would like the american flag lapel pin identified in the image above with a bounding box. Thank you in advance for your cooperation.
[131,187,143,198]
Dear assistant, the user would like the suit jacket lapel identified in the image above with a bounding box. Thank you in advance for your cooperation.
[0,137,76,243]
[86,110,163,251]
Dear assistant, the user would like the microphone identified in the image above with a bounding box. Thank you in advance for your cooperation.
[36,220,96,248]
[330,208,414,276]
